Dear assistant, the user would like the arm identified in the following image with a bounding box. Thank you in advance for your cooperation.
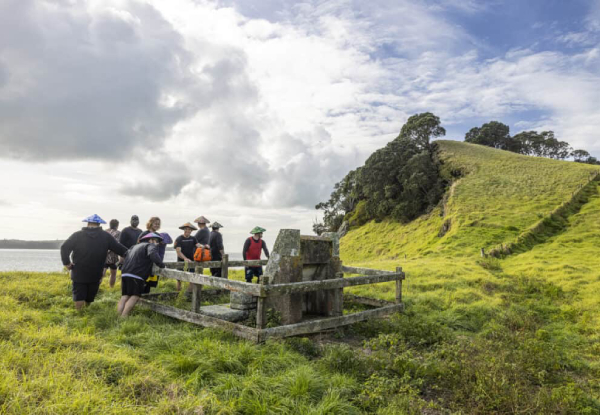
[119,229,130,247]
[147,244,165,268]
[262,241,270,259]
[108,236,128,257]
[242,238,251,260]
[60,233,77,267]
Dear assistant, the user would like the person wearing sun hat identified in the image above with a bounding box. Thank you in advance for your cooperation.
[60,214,129,310]
[193,216,211,248]
[208,222,225,277]
[118,232,166,317]
[242,226,270,283]
[174,222,199,290]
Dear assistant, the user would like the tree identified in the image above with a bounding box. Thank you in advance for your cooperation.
[315,112,447,232]
[513,131,545,156]
[399,112,446,151]
[571,149,591,163]
[464,121,515,151]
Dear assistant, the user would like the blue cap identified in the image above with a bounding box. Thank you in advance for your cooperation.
[82,214,106,224]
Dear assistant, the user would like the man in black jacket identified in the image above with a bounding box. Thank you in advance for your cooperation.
[119,215,142,249]
[61,214,128,310]
[118,232,166,317]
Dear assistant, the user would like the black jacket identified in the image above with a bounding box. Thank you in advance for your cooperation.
[120,226,142,248]
[121,242,165,281]
[209,231,224,261]
[61,227,128,283]
[195,227,210,246]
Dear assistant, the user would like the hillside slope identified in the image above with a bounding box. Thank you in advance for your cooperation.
[341,140,598,263]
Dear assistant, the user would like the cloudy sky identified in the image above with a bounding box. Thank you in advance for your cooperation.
[0,0,599,249]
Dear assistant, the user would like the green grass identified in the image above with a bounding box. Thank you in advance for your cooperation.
[3,141,600,413]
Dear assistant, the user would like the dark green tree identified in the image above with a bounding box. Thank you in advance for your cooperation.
[316,113,447,232]
[571,149,591,163]
[464,121,516,151]
[399,112,446,151]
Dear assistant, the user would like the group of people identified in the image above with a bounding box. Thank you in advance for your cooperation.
[60,213,270,317]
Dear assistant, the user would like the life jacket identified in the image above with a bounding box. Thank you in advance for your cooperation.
[194,246,212,262]
[246,237,263,261]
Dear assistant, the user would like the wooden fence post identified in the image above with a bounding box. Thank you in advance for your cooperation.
[395,266,403,304]
[191,265,203,314]
[256,276,269,330]
[221,254,229,279]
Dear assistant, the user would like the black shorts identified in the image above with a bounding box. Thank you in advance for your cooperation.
[245,267,263,282]
[121,277,146,297]
[105,263,117,270]
[72,281,101,303]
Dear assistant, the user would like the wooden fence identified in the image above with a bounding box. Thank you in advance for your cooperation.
[138,255,405,342]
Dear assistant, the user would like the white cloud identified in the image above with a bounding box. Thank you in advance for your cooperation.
[1,0,600,247]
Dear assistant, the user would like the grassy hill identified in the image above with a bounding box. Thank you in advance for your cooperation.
[1,141,600,413]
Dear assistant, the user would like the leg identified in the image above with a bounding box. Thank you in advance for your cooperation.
[117,295,130,315]
[75,300,86,311]
[121,295,140,317]
[109,268,117,288]
[245,267,253,283]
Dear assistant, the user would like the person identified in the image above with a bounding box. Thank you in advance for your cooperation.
[103,219,121,288]
[243,227,270,283]
[138,216,161,243]
[208,222,224,277]
[61,214,128,311]
[194,216,211,249]
[119,215,142,249]
[143,232,172,294]
[174,222,199,291]
[118,233,165,317]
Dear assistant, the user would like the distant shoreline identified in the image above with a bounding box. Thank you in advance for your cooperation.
[0,240,63,249]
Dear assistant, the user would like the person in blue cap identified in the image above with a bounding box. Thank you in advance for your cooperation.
[61,214,128,310]
[118,232,166,317]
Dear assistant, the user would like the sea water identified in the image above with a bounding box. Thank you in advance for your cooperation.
[0,249,242,272]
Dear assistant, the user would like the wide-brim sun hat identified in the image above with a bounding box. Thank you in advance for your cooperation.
[178,222,198,230]
[140,232,164,242]
[212,221,224,229]
[250,226,266,234]
[194,215,210,224]
[159,232,173,244]
[82,214,106,224]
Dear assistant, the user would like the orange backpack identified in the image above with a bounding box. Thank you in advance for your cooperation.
[193,247,212,262]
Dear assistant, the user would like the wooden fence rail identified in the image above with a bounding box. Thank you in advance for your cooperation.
[143,255,405,342]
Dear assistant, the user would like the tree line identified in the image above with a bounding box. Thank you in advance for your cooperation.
[465,121,598,164]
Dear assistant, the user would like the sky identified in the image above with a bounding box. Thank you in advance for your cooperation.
[0,0,599,250]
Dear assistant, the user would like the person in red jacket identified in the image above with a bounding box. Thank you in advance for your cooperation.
[242,227,270,283]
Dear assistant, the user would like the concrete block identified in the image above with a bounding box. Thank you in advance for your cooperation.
[200,305,248,322]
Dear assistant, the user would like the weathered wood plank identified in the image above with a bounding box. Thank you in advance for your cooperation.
[256,274,268,329]
[154,267,264,296]
[141,292,179,300]
[395,266,403,304]
[344,294,394,308]
[221,254,229,280]
[138,299,260,342]
[264,272,404,295]
[341,265,396,275]
[164,260,268,269]
[260,304,404,340]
